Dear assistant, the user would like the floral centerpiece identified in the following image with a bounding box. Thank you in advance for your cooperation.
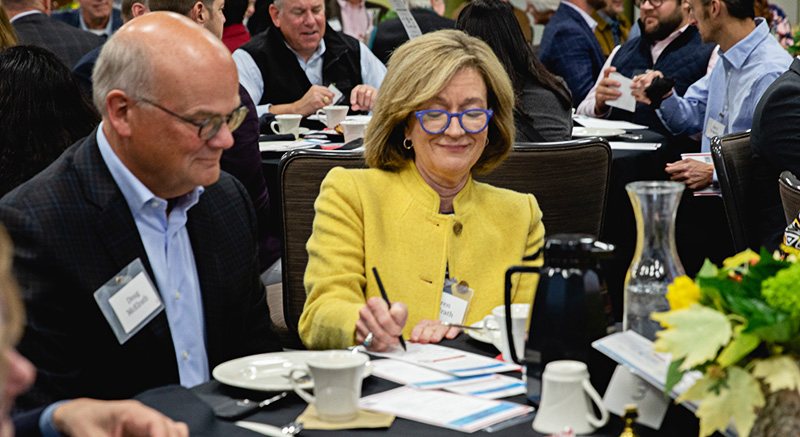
[653,247,800,437]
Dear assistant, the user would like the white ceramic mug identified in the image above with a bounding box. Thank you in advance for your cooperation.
[289,351,368,422]
[482,304,529,364]
[270,114,302,139]
[532,360,610,434]
[315,105,348,129]
[340,120,367,144]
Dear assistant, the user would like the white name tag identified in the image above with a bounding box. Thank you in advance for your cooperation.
[94,258,164,344]
[439,292,469,324]
[603,365,669,430]
[705,117,725,139]
[107,272,162,334]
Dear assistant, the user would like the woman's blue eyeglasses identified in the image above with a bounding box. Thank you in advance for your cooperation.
[414,109,493,135]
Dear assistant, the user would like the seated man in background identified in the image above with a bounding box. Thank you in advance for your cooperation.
[538,0,606,106]
[51,0,122,38]
[633,0,791,191]
[593,0,630,57]
[751,57,800,250]
[0,12,280,412]
[2,0,102,67]
[233,0,386,116]
[577,0,715,135]
[370,0,454,65]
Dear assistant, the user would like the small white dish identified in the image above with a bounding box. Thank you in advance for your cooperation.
[572,127,626,138]
[465,320,499,344]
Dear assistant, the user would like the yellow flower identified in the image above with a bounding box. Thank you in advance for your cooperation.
[667,276,701,310]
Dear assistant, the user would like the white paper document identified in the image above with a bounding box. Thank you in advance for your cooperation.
[605,72,637,112]
[573,115,647,130]
[609,142,661,151]
[370,359,526,399]
[359,386,533,433]
[360,343,521,377]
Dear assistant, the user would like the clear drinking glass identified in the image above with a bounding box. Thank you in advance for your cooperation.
[623,181,686,340]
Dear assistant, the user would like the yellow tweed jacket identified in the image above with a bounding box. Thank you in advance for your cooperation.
[299,163,545,350]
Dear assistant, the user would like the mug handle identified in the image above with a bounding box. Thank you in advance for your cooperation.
[270,120,281,135]
[582,379,610,428]
[315,109,326,122]
[288,369,315,404]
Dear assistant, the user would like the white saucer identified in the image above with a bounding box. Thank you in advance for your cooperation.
[572,127,626,138]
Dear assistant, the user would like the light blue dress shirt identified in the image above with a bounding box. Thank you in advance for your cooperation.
[233,38,386,116]
[96,125,210,388]
[656,18,792,153]
[78,8,114,38]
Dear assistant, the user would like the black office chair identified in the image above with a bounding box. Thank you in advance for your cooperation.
[779,171,800,226]
[710,130,755,253]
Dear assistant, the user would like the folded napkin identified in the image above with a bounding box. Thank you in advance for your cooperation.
[296,405,394,430]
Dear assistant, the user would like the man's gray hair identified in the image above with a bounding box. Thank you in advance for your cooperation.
[92,32,156,116]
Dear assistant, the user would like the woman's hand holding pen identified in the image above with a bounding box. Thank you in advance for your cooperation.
[355,297,408,352]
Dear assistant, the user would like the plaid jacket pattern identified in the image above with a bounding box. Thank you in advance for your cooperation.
[11,12,103,68]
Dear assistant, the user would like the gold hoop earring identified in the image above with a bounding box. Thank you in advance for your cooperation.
[403,139,413,150]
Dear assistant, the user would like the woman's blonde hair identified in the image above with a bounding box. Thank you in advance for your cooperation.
[364,29,515,174]
[0,6,18,50]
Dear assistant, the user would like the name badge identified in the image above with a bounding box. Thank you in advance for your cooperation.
[94,258,164,344]
[439,278,474,324]
[705,117,725,139]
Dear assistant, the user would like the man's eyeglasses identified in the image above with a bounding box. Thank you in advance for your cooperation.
[634,0,663,7]
[135,97,248,141]
[414,109,493,135]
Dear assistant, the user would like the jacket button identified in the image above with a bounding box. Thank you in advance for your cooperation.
[453,222,463,235]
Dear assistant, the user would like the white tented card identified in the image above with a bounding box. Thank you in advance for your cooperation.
[388,0,422,39]
[94,258,164,344]
[606,72,637,112]
[705,117,725,139]
[603,365,669,429]
[328,84,344,106]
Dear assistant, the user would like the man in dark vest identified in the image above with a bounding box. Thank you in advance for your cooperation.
[576,0,714,135]
[232,0,386,117]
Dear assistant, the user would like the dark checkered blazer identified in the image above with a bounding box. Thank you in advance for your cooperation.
[11,12,103,68]
[0,129,280,411]
[538,3,606,107]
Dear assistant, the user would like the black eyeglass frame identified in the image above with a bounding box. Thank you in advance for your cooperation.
[135,97,248,140]
[634,0,663,8]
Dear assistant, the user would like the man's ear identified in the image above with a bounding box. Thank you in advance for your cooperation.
[41,0,52,15]
[269,3,280,27]
[190,0,208,25]
[130,2,149,18]
[105,90,134,138]
[708,0,722,18]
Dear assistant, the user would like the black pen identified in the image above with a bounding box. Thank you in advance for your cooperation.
[371,267,407,351]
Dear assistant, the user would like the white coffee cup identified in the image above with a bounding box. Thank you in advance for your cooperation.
[289,351,368,422]
[315,105,348,129]
[270,114,302,139]
[482,304,529,364]
[532,360,609,434]
[340,119,367,144]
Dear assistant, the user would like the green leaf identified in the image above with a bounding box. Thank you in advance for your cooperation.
[752,356,800,392]
[682,367,765,437]
[717,325,760,368]
[665,357,686,394]
[652,305,732,370]
[725,296,798,342]
[697,259,718,278]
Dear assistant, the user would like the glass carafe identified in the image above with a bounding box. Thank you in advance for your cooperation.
[623,181,685,340]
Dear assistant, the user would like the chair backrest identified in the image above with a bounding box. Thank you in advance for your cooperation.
[278,138,612,344]
[779,171,800,226]
[476,138,612,237]
[279,149,366,346]
[710,130,754,253]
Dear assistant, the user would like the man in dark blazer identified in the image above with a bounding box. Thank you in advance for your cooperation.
[370,0,454,65]
[751,57,800,250]
[538,0,606,106]
[2,0,103,67]
[51,0,123,38]
[0,12,280,412]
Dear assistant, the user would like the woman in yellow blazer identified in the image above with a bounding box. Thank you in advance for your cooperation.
[299,30,545,351]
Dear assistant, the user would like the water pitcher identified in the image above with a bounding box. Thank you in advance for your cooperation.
[623,181,685,341]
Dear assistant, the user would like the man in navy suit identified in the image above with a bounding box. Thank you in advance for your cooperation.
[539,0,606,106]
[52,0,123,38]
[0,12,280,412]
[2,0,103,67]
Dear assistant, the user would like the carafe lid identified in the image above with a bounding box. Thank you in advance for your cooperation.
[544,234,614,267]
